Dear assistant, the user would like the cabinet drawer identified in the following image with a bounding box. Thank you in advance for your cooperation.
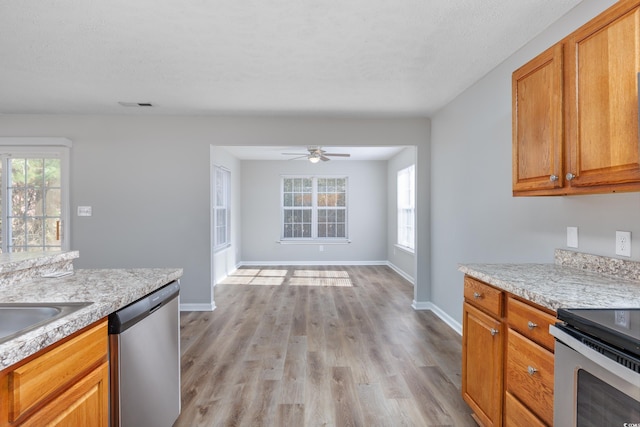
[464,276,503,317]
[505,329,554,426]
[504,391,546,427]
[8,320,108,422]
[507,296,556,351]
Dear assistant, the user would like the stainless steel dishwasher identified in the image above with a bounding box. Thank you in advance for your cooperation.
[109,280,181,427]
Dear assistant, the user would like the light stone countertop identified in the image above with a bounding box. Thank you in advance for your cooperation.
[458,263,640,311]
[0,267,183,370]
[0,250,78,274]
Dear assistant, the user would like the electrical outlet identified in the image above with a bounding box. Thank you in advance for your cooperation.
[319,245,324,252]
[615,231,631,257]
[615,310,630,329]
[567,227,578,248]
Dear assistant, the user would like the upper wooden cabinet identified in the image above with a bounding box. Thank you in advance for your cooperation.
[512,44,564,193]
[566,1,640,189]
[513,0,640,196]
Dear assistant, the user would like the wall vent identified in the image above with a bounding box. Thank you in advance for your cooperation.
[118,102,154,107]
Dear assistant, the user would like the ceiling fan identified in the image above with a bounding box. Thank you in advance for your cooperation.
[282,146,351,163]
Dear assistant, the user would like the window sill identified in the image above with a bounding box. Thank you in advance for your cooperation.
[277,239,351,245]
[394,244,415,255]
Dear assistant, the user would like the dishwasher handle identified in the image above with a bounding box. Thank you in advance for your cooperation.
[108,280,179,334]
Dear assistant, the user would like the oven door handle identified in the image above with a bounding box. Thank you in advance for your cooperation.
[549,325,640,383]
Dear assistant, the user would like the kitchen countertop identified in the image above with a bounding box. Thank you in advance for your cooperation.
[0,267,183,370]
[459,262,640,312]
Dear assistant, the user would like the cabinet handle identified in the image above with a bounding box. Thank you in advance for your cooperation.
[566,173,575,181]
[490,328,499,336]
[473,292,482,299]
[527,321,538,330]
[549,174,558,182]
[528,366,538,375]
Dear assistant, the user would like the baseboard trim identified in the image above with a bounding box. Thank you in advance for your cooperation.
[180,303,216,312]
[411,300,431,310]
[213,265,240,287]
[412,300,462,336]
[429,303,462,335]
[386,262,414,284]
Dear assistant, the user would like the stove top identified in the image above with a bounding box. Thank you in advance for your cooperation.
[557,308,640,357]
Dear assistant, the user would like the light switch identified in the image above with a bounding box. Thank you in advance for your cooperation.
[567,226,578,248]
[77,206,92,217]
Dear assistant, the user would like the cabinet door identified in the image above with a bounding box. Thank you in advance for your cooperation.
[462,302,503,427]
[565,0,640,190]
[19,361,109,427]
[512,43,564,195]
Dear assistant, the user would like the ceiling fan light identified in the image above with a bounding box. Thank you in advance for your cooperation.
[309,155,321,164]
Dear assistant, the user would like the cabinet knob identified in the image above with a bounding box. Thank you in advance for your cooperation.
[473,292,482,299]
[527,366,538,375]
[566,173,576,181]
[549,174,558,182]
[527,321,538,330]
[490,328,499,336]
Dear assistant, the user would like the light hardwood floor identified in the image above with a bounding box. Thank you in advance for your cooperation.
[174,265,476,427]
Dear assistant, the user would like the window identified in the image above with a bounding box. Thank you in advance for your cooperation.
[282,176,347,240]
[213,166,230,251]
[397,165,415,250]
[0,139,70,253]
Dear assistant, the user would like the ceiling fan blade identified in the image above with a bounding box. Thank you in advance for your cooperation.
[323,153,351,157]
[320,155,330,162]
[282,152,307,156]
[286,155,309,161]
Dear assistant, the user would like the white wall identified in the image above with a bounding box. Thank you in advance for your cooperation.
[430,0,631,325]
[240,159,387,263]
[211,146,242,290]
[0,115,430,306]
[387,147,416,281]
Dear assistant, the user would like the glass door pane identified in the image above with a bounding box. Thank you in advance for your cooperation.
[6,157,62,252]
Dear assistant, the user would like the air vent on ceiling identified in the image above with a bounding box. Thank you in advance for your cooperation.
[118,102,154,107]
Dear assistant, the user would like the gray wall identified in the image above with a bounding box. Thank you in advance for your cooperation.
[430,0,633,326]
[387,147,416,281]
[240,159,387,263]
[0,115,430,306]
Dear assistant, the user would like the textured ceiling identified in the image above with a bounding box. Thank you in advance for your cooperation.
[0,0,582,117]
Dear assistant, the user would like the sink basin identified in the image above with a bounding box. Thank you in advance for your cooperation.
[0,302,92,344]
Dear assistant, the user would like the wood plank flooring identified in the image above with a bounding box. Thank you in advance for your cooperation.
[174,265,475,427]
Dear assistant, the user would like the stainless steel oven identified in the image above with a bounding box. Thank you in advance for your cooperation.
[550,308,640,427]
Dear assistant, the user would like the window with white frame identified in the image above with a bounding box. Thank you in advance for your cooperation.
[213,166,231,251]
[282,176,347,240]
[397,165,415,250]
[0,140,70,253]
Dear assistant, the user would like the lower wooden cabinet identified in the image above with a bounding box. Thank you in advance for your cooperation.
[462,276,555,427]
[504,392,546,427]
[462,301,503,427]
[505,329,554,425]
[0,319,109,427]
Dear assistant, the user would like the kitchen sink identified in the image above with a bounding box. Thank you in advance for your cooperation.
[0,302,92,344]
